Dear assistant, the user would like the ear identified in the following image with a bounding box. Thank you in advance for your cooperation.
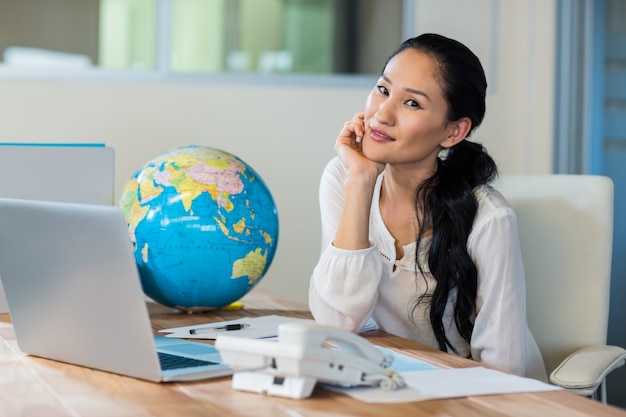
[440,117,472,148]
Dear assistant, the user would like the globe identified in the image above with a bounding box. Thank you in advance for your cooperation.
[118,145,279,312]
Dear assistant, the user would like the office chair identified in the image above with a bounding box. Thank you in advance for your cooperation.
[494,174,626,402]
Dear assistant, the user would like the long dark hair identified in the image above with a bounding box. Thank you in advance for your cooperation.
[387,34,497,352]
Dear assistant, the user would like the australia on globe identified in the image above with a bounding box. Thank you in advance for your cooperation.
[119,145,279,312]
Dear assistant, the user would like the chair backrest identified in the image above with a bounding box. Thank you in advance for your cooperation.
[494,174,614,375]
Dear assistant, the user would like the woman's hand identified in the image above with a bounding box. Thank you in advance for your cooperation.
[334,112,385,179]
[332,113,382,250]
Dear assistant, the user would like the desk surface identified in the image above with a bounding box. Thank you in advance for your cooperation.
[0,289,624,417]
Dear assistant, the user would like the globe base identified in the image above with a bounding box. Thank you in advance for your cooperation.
[175,305,220,314]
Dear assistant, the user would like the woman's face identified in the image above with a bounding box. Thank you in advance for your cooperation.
[362,48,457,169]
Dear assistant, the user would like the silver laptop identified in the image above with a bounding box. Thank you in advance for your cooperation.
[0,198,232,382]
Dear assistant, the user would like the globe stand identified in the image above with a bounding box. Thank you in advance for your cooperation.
[174,300,244,314]
[175,305,219,314]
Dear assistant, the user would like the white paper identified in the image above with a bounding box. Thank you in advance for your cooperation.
[159,315,314,339]
[325,366,561,404]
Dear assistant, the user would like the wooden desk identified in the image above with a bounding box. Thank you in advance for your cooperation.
[0,288,624,417]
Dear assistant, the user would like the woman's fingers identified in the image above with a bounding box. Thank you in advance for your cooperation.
[354,112,365,142]
[336,113,365,146]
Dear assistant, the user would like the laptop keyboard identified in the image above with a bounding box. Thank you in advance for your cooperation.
[158,352,219,370]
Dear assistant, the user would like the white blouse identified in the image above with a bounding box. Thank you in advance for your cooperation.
[309,157,547,381]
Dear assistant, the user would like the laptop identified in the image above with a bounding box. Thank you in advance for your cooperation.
[0,197,232,382]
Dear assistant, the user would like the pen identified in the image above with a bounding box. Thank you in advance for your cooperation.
[189,323,249,335]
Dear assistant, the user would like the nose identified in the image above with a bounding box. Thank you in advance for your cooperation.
[375,99,395,126]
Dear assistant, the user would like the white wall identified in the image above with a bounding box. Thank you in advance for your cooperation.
[414,0,557,173]
[0,0,556,304]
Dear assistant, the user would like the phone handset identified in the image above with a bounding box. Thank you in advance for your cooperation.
[278,322,405,390]
[279,322,392,368]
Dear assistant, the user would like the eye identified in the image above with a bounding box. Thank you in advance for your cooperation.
[406,99,421,109]
[377,85,389,95]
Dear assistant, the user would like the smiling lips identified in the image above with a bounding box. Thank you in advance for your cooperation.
[369,127,395,142]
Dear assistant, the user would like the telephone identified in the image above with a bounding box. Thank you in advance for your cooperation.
[214,321,405,399]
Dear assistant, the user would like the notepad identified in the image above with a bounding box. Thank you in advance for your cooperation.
[160,315,315,340]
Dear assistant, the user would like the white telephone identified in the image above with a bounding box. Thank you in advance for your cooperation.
[214,322,405,399]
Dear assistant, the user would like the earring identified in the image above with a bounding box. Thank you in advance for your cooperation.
[438,147,450,161]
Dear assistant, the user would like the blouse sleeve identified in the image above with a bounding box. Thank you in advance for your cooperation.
[467,200,531,377]
[308,158,383,332]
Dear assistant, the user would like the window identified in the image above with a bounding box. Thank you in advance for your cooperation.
[0,0,405,78]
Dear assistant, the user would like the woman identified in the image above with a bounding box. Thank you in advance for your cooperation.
[309,33,546,381]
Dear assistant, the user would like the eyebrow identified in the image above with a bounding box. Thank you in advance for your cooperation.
[382,74,432,102]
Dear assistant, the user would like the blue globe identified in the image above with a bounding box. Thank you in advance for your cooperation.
[119,145,279,311]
